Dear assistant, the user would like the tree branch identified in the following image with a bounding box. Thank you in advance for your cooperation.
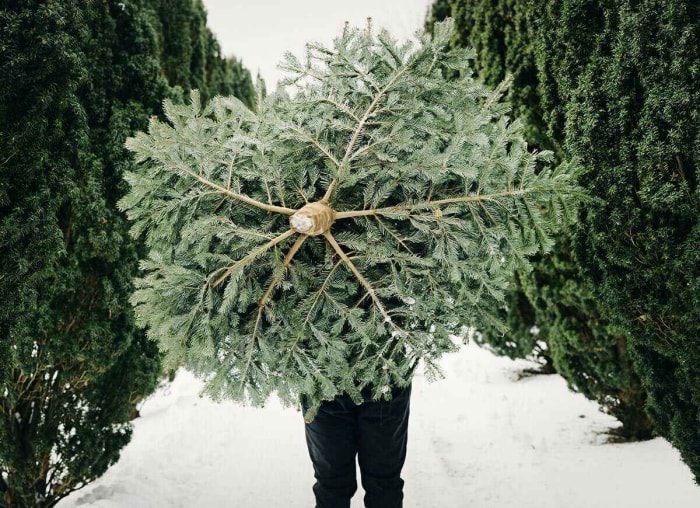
[238,233,306,393]
[179,165,295,215]
[284,125,341,168]
[322,66,410,201]
[314,96,361,123]
[333,186,548,219]
[323,232,393,324]
[211,229,296,288]
[303,258,344,327]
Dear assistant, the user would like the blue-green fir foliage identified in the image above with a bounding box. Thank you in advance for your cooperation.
[120,19,586,423]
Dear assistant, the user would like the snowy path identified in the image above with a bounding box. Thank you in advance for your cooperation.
[59,342,700,508]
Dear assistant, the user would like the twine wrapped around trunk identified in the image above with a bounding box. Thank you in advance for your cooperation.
[289,200,335,236]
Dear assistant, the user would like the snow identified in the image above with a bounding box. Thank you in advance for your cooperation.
[58,342,700,508]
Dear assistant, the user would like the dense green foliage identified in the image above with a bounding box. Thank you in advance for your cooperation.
[558,0,700,478]
[0,0,255,505]
[429,0,700,476]
[0,2,164,505]
[120,19,585,424]
[427,0,654,440]
[514,237,653,438]
[429,0,553,153]
[152,0,256,106]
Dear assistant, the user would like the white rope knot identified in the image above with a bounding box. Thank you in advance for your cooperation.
[290,200,335,236]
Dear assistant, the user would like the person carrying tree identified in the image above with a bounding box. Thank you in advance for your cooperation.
[121,18,583,508]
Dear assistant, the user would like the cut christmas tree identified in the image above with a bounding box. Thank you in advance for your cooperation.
[119,19,587,423]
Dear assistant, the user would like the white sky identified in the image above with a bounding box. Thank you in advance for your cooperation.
[202,0,434,92]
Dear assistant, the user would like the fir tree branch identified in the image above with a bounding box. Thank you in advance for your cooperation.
[301,252,375,328]
[348,135,394,161]
[216,219,279,241]
[333,186,556,219]
[238,233,307,394]
[283,252,369,376]
[281,64,327,83]
[303,258,345,327]
[225,153,237,190]
[478,198,501,226]
[258,234,307,310]
[322,66,410,201]
[263,179,273,206]
[373,216,414,254]
[284,124,341,168]
[180,165,295,215]
[314,96,362,123]
[384,331,409,365]
[467,201,492,245]
[323,231,393,325]
[294,182,311,204]
[211,229,296,288]
[480,74,513,114]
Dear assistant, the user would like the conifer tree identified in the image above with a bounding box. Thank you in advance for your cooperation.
[1,0,257,504]
[426,0,654,439]
[120,19,586,423]
[431,0,553,152]
[152,0,256,106]
[557,0,700,479]
[0,1,164,505]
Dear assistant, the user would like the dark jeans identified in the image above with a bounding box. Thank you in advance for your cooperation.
[301,382,412,508]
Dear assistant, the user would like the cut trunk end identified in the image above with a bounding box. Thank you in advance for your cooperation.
[290,200,335,236]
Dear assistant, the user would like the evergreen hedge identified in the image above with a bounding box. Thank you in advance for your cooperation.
[0,0,256,504]
[430,0,700,476]
[426,0,654,440]
[0,2,164,505]
[558,0,700,479]
[152,0,256,106]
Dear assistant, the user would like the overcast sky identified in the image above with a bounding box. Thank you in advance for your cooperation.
[202,0,434,92]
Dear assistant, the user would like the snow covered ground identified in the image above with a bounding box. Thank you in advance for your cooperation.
[59,341,700,508]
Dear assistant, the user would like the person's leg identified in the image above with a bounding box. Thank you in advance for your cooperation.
[302,393,359,508]
[357,382,412,508]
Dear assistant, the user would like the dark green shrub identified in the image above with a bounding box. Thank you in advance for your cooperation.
[426,0,654,439]
[521,235,653,439]
[0,0,255,504]
[0,2,165,505]
[558,0,700,479]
